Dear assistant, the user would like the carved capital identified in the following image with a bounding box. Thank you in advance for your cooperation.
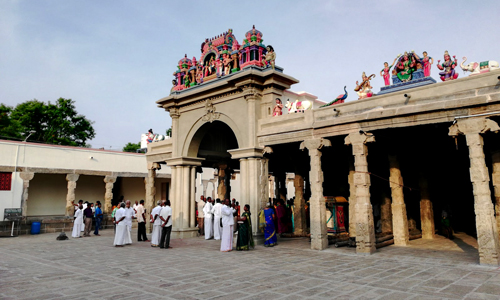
[241,85,262,101]
[168,107,180,119]
[66,173,80,182]
[19,172,34,181]
[449,117,500,137]
[147,162,161,170]
[345,131,376,146]
[104,175,117,184]
[300,138,332,151]
[263,146,273,154]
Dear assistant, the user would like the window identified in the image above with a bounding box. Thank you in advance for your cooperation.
[0,172,12,191]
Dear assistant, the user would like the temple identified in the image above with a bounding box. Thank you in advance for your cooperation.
[144,26,500,266]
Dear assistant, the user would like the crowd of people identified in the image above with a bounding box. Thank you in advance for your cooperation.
[196,196,254,252]
[71,195,299,252]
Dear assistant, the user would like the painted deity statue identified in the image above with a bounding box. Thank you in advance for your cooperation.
[355,72,375,99]
[223,53,232,75]
[422,51,433,77]
[262,45,276,70]
[394,51,418,82]
[437,50,458,81]
[380,56,400,86]
[273,98,283,116]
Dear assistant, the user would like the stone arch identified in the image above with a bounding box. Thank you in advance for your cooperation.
[182,113,244,158]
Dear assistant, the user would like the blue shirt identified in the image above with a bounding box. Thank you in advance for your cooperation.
[95,207,103,220]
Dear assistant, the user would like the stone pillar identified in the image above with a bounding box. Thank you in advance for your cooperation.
[174,166,182,228]
[345,132,376,254]
[19,172,34,217]
[347,159,357,237]
[380,192,393,233]
[268,175,275,199]
[65,174,79,217]
[168,108,180,157]
[449,117,500,265]
[388,155,409,246]
[190,166,196,228]
[419,174,435,239]
[217,164,227,200]
[293,172,306,235]
[492,151,500,242]
[182,166,190,229]
[242,86,262,148]
[276,172,287,202]
[144,166,156,233]
[103,175,117,214]
[240,158,249,206]
[300,138,331,250]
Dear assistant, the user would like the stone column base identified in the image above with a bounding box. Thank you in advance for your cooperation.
[171,227,199,239]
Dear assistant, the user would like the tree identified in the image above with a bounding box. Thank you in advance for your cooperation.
[0,104,22,140]
[123,142,141,152]
[1,98,95,146]
[166,127,172,137]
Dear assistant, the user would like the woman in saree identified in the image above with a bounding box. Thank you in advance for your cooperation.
[236,204,254,251]
[263,202,278,247]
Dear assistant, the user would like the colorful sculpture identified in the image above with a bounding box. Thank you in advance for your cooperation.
[171,27,275,93]
[286,99,312,113]
[394,51,419,83]
[262,45,276,70]
[437,51,459,81]
[422,51,433,77]
[273,98,283,116]
[460,57,500,75]
[355,72,375,99]
[380,56,399,86]
[321,86,347,107]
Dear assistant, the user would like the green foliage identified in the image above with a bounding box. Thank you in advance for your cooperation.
[0,104,22,140]
[123,142,141,152]
[0,98,95,146]
[166,127,172,137]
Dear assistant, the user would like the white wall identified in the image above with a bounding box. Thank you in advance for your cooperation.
[0,173,23,218]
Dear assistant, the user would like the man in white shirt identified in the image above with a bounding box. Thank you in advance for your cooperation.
[159,200,173,249]
[133,200,138,218]
[221,199,236,252]
[150,201,162,247]
[122,200,135,245]
[196,196,205,236]
[203,197,214,240]
[136,199,149,242]
[113,203,127,247]
[211,198,223,240]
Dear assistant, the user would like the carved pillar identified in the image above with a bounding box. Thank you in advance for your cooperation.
[240,158,249,205]
[345,132,376,254]
[492,151,500,242]
[419,174,435,239]
[19,172,34,217]
[190,166,196,228]
[293,172,306,235]
[103,175,117,214]
[242,86,262,148]
[144,166,157,233]
[348,159,357,237]
[168,107,180,157]
[388,155,409,246]
[300,138,331,250]
[174,166,182,228]
[276,172,287,202]
[217,164,227,200]
[380,192,393,233]
[449,118,500,266]
[182,166,190,229]
[65,174,79,217]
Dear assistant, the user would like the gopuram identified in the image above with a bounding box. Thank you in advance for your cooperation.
[146,26,500,266]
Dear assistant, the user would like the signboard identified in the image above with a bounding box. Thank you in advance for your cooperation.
[4,208,22,220]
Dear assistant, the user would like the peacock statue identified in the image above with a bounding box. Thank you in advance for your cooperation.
[321,86,347,107]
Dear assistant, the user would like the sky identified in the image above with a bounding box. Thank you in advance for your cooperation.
[1,0,500,150]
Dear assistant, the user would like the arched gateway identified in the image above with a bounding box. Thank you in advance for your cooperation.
[146,26,500,266]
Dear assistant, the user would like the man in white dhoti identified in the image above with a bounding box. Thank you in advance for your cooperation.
[203,197,214,240]
[221,199,236,252]
[113,203,127,247]
[150,201,162,247]
[212,199,223,240]
[72,204,83,238]
[123,200,135,245]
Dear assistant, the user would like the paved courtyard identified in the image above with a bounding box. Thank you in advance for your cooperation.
[1,229,500,300]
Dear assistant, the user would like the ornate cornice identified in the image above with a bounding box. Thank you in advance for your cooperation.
[202,99,221,123]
